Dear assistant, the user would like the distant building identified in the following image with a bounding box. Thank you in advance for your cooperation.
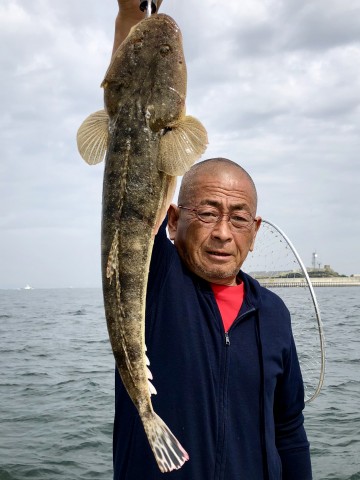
[306,264,347,278]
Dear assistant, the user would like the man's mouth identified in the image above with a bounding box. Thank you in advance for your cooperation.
[207,250,231,257]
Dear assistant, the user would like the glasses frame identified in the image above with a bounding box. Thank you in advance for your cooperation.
[178,205,256,230]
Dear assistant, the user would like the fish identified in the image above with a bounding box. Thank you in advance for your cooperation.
[76,13,208,473]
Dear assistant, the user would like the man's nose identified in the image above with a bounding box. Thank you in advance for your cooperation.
[210,215,233,241]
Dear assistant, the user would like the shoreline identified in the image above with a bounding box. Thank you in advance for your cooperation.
[257,277,360,288]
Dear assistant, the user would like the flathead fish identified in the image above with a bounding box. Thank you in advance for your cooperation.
[76,14,208,472]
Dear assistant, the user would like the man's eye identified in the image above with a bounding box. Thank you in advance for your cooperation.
[231,212,252,223]
[198,210,218,220]
[232,215,248,223]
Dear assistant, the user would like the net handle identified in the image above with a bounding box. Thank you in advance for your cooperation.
[261,219,325,402]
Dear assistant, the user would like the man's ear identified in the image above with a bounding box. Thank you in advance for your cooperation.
[167,204,179,241]
[249,217,262,252]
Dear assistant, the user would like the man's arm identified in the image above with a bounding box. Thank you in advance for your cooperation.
[274,334,312,479]
[112,0,163,56]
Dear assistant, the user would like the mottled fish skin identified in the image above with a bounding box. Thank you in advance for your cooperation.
[101,14,197,472]
[77,12,207,471]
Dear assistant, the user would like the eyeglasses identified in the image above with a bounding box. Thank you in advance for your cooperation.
[178,205,256,230]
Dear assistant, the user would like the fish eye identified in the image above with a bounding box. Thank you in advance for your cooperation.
[159,44,171,56]
[133,39,143,51]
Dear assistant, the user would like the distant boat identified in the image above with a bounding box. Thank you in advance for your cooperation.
[23,284,33,290]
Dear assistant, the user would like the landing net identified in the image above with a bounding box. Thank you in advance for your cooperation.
[243,219,325,403]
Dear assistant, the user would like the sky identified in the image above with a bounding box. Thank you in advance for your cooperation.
[0,0,359,289]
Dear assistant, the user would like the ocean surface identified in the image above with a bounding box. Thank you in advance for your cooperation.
[0,287,359,480]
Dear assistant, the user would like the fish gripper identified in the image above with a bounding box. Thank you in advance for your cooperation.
[139,0,157,14]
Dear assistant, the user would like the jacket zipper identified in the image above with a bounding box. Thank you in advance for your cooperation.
[224,306,256,346]
[215,307,257,480]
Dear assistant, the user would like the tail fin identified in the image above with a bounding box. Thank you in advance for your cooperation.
[143,412,189,472]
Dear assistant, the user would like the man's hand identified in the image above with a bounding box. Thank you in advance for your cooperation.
[117,0,144,14]
[117,0,163,13]
[112,0,163,55]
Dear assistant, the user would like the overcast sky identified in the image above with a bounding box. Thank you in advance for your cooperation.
[0,0,359,289]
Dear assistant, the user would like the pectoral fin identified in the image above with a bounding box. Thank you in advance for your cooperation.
[76,109,109,165]
[158,115,208,176]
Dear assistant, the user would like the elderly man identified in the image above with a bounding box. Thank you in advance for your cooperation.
[111,2,312,479]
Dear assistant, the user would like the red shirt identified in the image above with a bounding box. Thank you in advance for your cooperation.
[211,282,244,332]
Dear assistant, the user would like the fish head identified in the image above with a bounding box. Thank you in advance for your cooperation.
[102,14,187,130]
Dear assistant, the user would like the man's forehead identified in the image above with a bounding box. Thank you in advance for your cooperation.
[187,168,254,195]
[179,160,257,210]
[183,184,255,215]
[197,198,251,210]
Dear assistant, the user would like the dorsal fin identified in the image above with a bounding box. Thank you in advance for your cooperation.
[158,115,208,176]
[76,109,109,165]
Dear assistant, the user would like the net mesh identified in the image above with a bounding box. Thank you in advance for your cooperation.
[243,220,325,403]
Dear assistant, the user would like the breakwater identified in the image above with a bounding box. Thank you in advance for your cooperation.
[258,277,360,288]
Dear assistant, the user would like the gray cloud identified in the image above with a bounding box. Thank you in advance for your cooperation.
[0,0,359,289]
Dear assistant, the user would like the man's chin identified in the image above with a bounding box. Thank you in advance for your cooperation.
[193,264,239,285]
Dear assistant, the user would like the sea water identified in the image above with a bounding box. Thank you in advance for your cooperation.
[0,287,359,479]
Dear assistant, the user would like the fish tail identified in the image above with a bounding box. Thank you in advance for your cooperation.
[143,412,189,472]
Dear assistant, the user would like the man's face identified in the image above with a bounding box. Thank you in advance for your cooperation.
[168,166,261,286]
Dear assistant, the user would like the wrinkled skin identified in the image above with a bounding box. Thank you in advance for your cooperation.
[168,164,262,286]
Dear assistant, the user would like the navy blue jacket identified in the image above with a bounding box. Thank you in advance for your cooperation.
[113,221,312,479]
